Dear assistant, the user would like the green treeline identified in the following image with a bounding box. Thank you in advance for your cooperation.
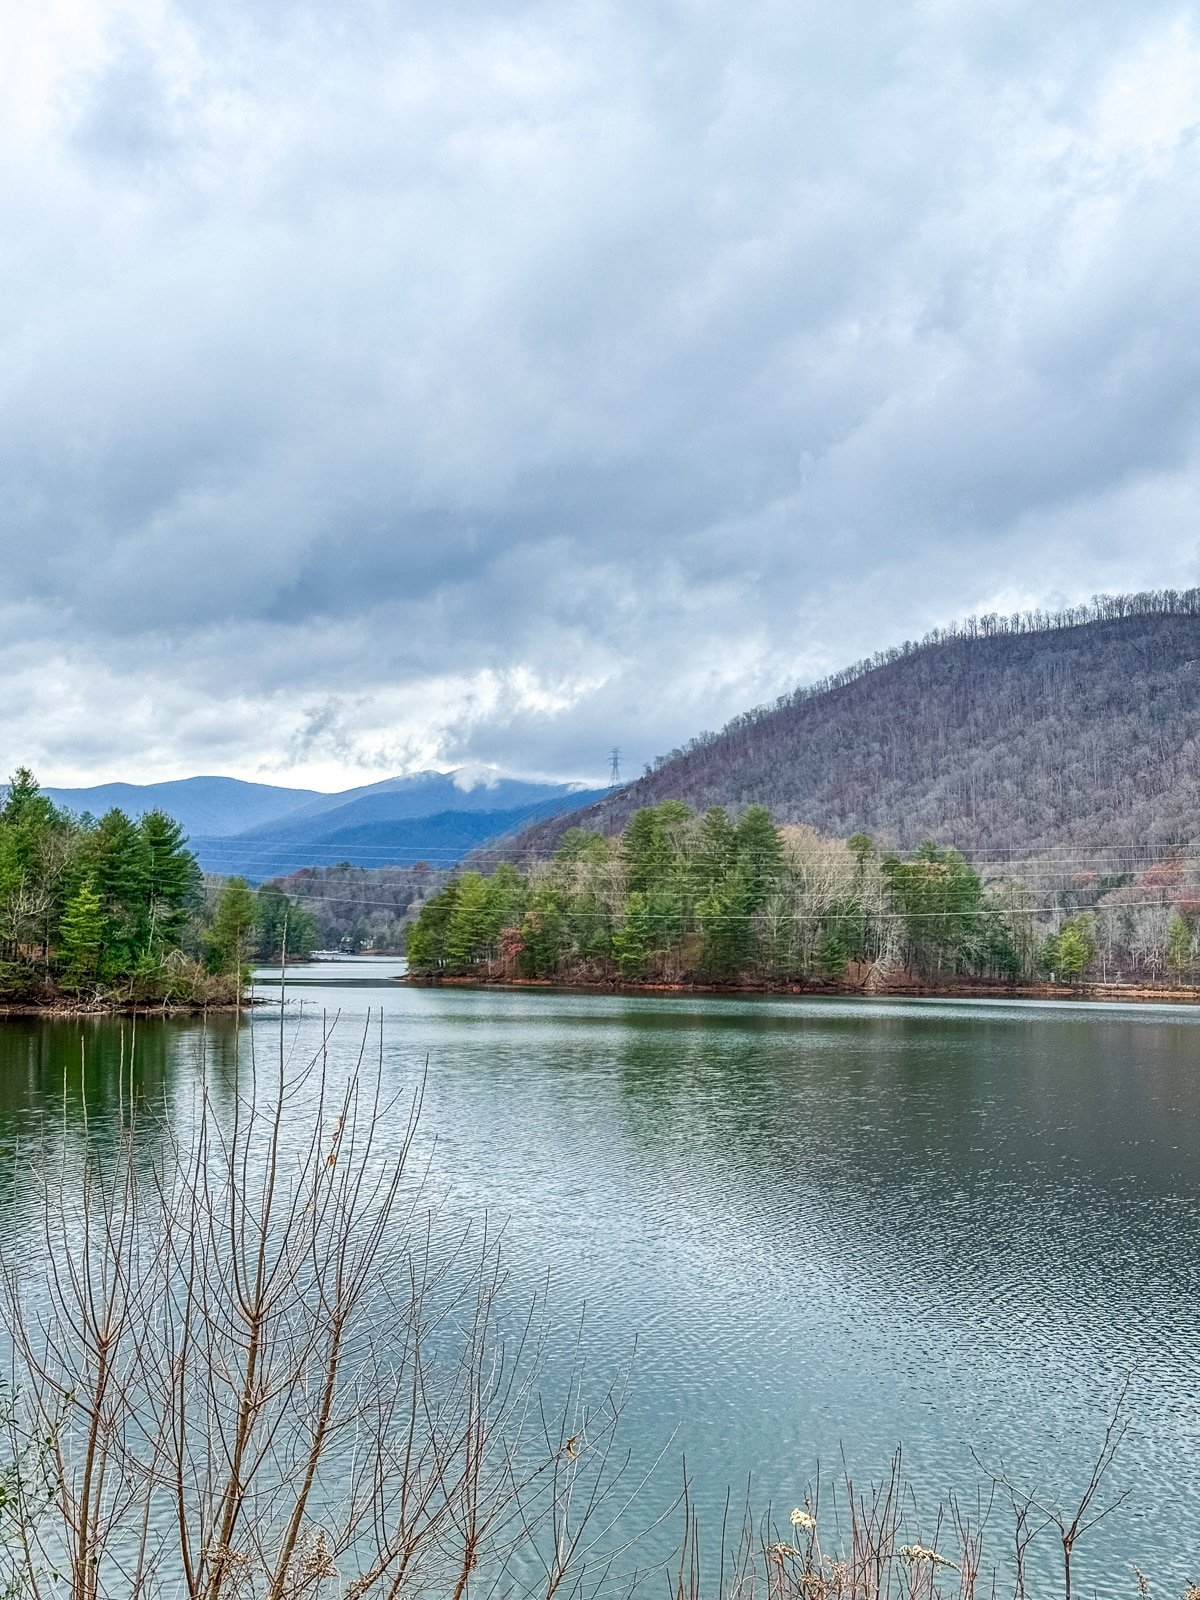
[406,801,1153,987]
[0,768,316,1005]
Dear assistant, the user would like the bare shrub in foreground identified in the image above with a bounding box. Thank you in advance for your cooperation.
[1,1011,639,1599]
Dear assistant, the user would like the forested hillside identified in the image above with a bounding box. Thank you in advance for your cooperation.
[515,592,1200,859]
[265,862,445,951]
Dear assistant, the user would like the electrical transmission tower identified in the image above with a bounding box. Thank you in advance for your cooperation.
[608,747,622,785]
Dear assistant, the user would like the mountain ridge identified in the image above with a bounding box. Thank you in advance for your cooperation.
[41,776,326,839]
[510,590,1200,860]
[40,769,605,880]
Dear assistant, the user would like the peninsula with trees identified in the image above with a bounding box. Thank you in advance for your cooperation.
[406,801,1199,995]
[0,768,315,1010]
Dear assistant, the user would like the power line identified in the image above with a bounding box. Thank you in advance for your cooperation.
[260,889,1194,920]
[193,837,1200,867]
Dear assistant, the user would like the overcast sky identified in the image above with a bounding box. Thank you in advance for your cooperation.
[3,0,1199,790]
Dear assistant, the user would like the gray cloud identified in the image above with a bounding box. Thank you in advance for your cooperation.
[2,0,1199,787]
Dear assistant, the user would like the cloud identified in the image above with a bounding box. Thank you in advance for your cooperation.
[1,0,1198,787]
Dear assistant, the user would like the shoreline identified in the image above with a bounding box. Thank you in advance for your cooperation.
[0,997,260,1019]
[403,972,1200,1005]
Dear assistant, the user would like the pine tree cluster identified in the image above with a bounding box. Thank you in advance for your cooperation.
[0,768,316,1005]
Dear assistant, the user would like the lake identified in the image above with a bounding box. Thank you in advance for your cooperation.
[1,960,1198,1593]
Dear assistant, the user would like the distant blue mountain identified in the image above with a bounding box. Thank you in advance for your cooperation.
[41,770,605,881]
[43,776,324,838]
[236,772,601,837]
[194,801,602,880]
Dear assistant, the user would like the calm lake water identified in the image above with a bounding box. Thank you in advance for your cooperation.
[1,960,1198,1593]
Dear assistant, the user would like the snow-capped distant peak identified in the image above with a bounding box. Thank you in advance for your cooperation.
[450,764,504,792]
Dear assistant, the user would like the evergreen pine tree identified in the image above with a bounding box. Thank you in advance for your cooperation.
[60,876,105,987]
[444,873,493,969]
[204,878,260,975]
[697,871,753,980]
[1166,912,1192,977]
[736,806,784,911]
[622,808,673,897]
[613,892,654,978]
[405,879,462,972]
[485,863,528,943]
[519,883,567,977]
[1,767,56,830]
[140,810,200,946]
[1053,915,1097,981]
[819,928,850,978]
[694,808,737,896]
[91,809,152,967]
